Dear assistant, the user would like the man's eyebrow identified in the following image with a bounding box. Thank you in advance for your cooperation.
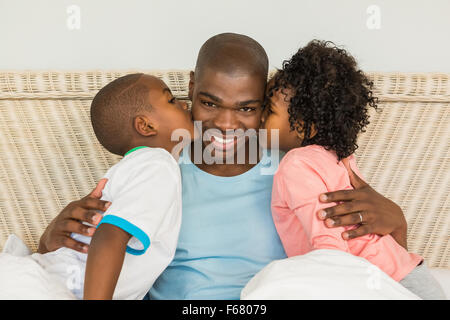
[199,91,223,103]
[237,99,262,106]
[199,92,261,106]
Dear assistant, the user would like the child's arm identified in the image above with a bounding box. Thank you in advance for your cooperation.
[276,155,351,252]
[83,223,131,300]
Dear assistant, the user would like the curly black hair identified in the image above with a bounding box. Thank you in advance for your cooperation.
[267,40,378,160]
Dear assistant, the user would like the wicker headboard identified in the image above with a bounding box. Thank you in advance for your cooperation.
[0,71,448,268]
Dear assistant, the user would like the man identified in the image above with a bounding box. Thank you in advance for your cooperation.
[38,33,407,299]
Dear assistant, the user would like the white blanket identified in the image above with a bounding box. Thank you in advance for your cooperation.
[0,235,76,300]
[241,249,421,300]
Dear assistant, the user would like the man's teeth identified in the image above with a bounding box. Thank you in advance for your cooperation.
[213,135,234,144]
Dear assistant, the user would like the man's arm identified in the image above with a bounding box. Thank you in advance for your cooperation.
[317,164,408,249]
[38,179,110,254]
[390,223,408,250]
[83,223,131,300]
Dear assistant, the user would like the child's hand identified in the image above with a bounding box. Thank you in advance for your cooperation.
[317,166,407,248]
[38,179,110,254]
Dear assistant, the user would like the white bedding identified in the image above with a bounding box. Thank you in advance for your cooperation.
[241,249,423,300]
[0,252,76,299]
[429,268,450,299]
[0,235,76,299]
[1,236,448,300]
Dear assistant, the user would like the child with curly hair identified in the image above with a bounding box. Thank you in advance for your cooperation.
[262,40,445,299]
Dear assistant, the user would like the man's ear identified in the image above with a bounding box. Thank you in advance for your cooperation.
[134,115,157,137]
[188,71,195,101]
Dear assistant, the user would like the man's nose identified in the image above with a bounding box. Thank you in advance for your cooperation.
[213,109,240,132]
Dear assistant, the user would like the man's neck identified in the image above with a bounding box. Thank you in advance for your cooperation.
[196,161,257,177]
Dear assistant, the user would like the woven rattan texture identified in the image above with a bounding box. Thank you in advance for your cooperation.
[0,71,448,268]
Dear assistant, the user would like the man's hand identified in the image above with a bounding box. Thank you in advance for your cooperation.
[38,179,110,254]
[317,160,408,249]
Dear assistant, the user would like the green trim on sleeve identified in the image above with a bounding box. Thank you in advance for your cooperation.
[124,146,149,157]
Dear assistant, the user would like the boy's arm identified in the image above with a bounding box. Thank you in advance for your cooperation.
[83,223,131,300]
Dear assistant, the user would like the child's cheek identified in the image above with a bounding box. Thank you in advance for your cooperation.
[265,115,277,130]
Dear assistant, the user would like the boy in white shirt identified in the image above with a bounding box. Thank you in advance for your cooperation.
[0,73,196,299]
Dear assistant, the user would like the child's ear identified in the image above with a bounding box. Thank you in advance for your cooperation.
[295,121,318,140]
[188,71,195,101]
[309,123,318,139]
[294,121,305,141]
[134,115,157,137]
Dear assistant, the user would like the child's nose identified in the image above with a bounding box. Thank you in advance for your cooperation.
[181,101,189,110]
[260,110,267,126]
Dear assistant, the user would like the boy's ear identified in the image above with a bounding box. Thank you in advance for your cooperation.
[188,71,195,101]
[134,115,157,137]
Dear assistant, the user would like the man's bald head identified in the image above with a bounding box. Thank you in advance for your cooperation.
[194,33,268,82]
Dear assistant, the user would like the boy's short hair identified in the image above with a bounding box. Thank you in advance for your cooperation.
[90,73,151,156]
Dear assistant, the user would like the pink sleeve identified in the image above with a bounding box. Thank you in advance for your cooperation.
[279,155,350,252]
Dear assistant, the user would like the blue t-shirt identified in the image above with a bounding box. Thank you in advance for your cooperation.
[149,147,287,299]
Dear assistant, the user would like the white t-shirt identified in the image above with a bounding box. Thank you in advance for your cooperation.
[34,147,182,299]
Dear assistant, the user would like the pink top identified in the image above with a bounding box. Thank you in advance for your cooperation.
[271,145,422,281]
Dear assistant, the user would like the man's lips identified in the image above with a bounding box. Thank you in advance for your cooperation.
[212,135,234,144]
[203,131,246,151]
[211,135,237,150]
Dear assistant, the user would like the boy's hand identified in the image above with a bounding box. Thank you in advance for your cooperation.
[38,179,110,254]
[317,162,407,248]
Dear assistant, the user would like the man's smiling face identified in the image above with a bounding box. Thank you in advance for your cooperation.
[189,68,266,161]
